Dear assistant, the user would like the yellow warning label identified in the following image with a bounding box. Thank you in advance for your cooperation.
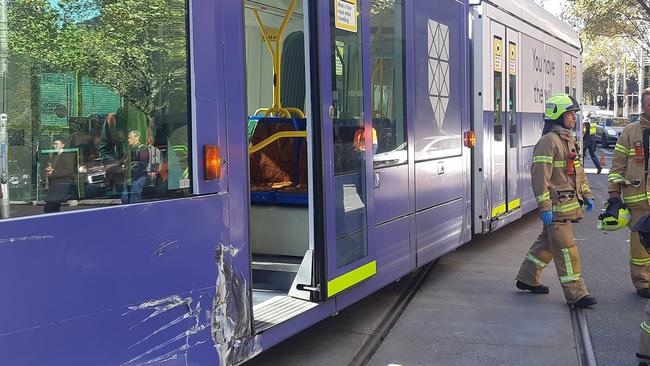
[335,0,357,33]
[494,37,503,73]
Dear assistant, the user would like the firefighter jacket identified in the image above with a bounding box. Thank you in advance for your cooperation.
[608,114,650,208]
[532,124,593,221]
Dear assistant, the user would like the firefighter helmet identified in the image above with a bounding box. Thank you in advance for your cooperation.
[544,93,581,121]
[597,206,631,231]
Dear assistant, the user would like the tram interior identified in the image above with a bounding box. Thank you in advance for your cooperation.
[245,0,318,331]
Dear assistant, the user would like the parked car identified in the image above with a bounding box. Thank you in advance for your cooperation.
[594,117,628,148]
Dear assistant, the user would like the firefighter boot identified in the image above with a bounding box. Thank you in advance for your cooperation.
[516,227,554,294]
[516,280,550,294]
[638,288,650,298]
[572,295,597,308]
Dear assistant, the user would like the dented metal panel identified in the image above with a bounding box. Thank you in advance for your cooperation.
[212,244,261,366]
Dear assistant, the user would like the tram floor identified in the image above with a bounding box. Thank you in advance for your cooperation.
[246,214,584,366]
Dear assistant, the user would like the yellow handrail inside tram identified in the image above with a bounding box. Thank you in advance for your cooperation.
[249,130,307,154]
[252,0,305,119]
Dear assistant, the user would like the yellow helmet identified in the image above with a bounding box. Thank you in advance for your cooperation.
[597,207,631,231]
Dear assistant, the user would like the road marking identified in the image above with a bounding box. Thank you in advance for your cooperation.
[584,168,609,174]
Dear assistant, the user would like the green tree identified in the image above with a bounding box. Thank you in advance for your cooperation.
[565,0,649,107]
[7,0,187,116]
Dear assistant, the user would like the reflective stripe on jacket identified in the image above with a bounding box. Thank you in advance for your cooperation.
[531,124,593,221]
[608,114,650,208]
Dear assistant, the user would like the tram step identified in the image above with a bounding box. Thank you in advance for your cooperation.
[251,261,301,272]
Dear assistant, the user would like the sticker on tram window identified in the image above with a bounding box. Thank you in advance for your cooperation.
[179,179,190,189]
[336,40,345,76]
[509,43,517,76]
[335,0,357,33]
[572,65,577,88]
[493,37,503,72]
[565,63,571,85]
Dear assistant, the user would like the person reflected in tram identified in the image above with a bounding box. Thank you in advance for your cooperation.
[44,137,76,213]
[121,130,149,204]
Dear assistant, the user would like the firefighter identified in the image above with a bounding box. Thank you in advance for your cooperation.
[608,87,650,299]
[632,214,650,365]
[515,93,597,308]
[629,214,650,365]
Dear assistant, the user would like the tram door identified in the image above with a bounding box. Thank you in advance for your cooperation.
[506,29,522,214]
[489,23,520,220]
[314,0,378,300]
[490,23,507,220]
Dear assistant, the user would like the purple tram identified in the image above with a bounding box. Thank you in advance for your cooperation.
[0,0,581,365]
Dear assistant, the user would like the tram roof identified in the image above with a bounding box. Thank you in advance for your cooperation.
[474,0,581,51]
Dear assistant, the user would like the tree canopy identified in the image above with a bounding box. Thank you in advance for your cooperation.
[563,0,650,105]
[7,0,188,115]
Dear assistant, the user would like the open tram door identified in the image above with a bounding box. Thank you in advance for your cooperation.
[311,0,379,301]
[242,0,376,333]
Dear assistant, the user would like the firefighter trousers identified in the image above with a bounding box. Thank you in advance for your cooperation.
[630,207,650,290]
[516,221,589,303]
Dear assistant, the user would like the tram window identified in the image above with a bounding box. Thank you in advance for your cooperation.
[330,0,368,268]
[2,0,191,219]
[370,0,407,168]
[493,36,503,142]
[508,43,517,148]
[494,73,503,142]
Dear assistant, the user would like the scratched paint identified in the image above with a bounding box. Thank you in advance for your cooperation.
[211,243,261,366]
[122,294,212,366]
[0,235,54,244]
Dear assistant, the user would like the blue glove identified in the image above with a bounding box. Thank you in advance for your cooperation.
[540,211,553,225]
[585,198,594,213]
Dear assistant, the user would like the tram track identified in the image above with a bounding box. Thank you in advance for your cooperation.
[571,307,598,366]
[350,260,438,366]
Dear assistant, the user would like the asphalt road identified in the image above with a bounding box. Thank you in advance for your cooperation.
[577,145,647,365]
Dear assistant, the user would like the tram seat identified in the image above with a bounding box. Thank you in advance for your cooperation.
[248,116,308,206]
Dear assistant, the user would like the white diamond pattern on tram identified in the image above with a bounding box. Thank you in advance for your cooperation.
[427,19,450,130]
